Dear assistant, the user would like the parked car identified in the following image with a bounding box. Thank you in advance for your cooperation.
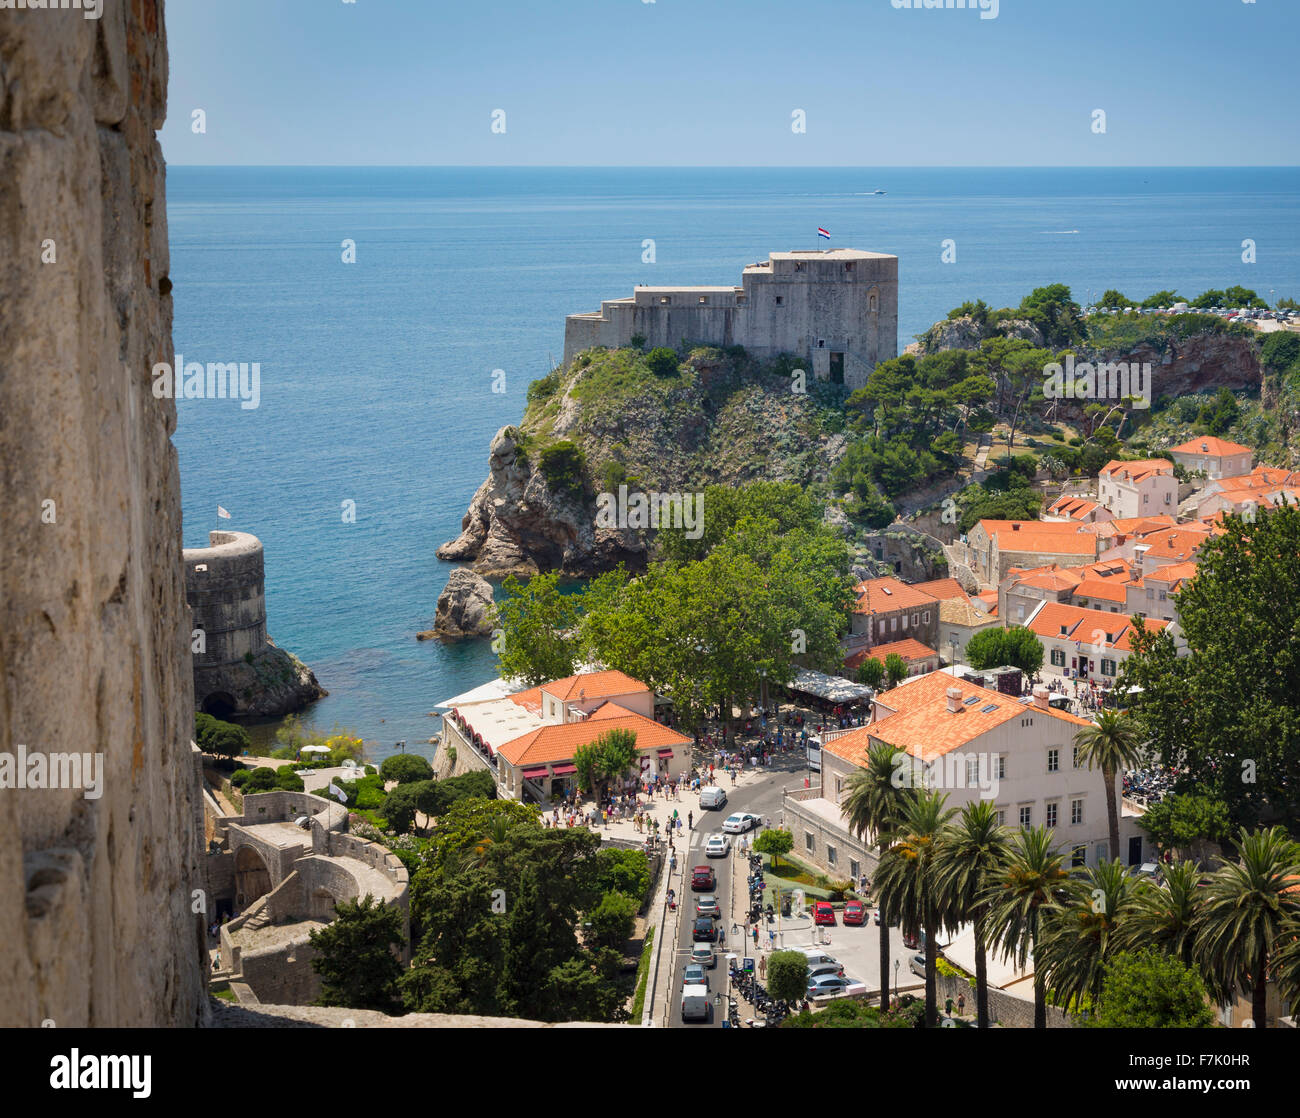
[690,942,716,969]
[799,949,839,969]
[813,901,836,926]
[705,834,731,858]
[808,974,854,997]
[807,961,846,981]
[722,812,760,834]
[873,908,882,926]
[691,865,716,891]
[843,901,867,926]
[695,895,721,919]
[693,918,717,942]
[909,953,927,979]
[683,963,710,990]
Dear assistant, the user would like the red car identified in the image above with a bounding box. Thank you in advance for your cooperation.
[842,901,866,926]
[691,866,716,891]
[814,901,837,926]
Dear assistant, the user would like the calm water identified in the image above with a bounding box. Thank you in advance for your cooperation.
[167,166,1300,761]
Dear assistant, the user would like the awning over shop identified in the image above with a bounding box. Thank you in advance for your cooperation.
[786,668,875,705]
[521,766,550,781]
[656,748,674,757]
[551,763,577,776]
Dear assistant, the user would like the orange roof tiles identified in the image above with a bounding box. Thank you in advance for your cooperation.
[852,577,940,615]
[1143,561,1198,589]
[910,578,970,604]
[1100,459,1174,483]
[845,639,937,670]
[1047,495,1101,519]
[1170,436,1252,457]
[977,520,1098,556]
[1073,579,1129,604]
[498,709,689,767]
[1136,528,1206,562]
[1026,601,1169,652]
[540,669,650,703]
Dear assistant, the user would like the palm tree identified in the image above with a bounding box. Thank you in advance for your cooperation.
[981,825,1071,1029]
[1113,860,1204,969]
[843,741,911,1014]
[1271,916,1300,1022]
[1035,859,1134,1015]
[1072,711,1143,864]
[933,800,1010,1028]
[874,788,957,1027]
[1193,826,1300,1028]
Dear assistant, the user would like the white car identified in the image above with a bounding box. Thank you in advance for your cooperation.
[722,812,760,834]
[705,834,731,858]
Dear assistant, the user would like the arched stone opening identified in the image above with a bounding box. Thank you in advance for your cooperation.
[311,887,339,921]
[201,691,238,718]
[234,845,272,908]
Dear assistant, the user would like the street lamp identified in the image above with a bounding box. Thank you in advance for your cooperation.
[893,959,900,1006]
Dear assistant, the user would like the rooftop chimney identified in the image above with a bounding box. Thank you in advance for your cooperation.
[1033,685,1050,711]
[946,687,963,713]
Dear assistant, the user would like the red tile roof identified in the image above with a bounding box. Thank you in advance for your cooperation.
[852,577,940,615]
[845,639,937,670]
[1026,601,1169,652]
[1170,436,1252,457]
[1100,459,1174,483]
[498,709,689,767]
[540,669,650,703]
[977,520,1098,557]
[910,578,970,604]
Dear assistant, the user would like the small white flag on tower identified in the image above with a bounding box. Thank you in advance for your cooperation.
[217,506,232,519]
[329,782,347,804]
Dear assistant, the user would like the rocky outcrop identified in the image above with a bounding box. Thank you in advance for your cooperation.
[436,425,648,578]
[0,5,208,1025]
[909,315,1044,355]
[195,643,325,719]
[419,569,497,640]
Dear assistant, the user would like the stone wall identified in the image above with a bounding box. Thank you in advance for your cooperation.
[934,973,1076,1029]
[0,1,211,1027]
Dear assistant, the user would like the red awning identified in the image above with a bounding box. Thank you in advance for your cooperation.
[550,763,578,776]
[657,748,674,757]
[521,766,549,780]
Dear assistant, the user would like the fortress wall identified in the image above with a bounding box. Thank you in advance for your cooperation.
[184,531,269,666]
[0,0,208,1027]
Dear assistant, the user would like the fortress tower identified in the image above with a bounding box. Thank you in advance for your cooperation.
[183,531,324,718]
[563,248,899,389]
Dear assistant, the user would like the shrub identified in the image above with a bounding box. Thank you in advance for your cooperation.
[229,767,253,788]
[379,753,434,785]
[526,370,561,405]
[538,440,587,495]
[587,891,639,950]
[644,347,680,378]
[242,767,277,793]
[629,333,647,350]
[767,950,810,1004]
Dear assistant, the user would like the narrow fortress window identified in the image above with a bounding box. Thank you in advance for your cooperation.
[698,296,708,305]
[845,262,855,272]
[869,293,878,312]
[795,262,805,272]
[659,296,671,305]
[775,296,784,307]
[736,295,747,304]
[194,564,208,572]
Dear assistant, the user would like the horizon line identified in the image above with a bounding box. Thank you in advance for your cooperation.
[164,163,1300,171]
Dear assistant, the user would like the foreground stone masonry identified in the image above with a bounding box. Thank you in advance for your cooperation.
[0,1,208,1026]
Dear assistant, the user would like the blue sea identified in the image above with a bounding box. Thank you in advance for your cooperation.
[167,166,1300,762]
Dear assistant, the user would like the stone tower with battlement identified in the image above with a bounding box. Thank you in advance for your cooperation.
[184,531,325,719]
[563,248,898,389]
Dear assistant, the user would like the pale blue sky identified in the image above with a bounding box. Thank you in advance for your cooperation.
[161,0,1300,166]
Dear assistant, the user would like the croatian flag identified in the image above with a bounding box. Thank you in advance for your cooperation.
[217,506,232,519]
[817,227,831,240]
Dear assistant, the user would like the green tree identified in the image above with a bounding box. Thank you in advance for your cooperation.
[1141,289,1182,309]
[1121,504,1300,828]
[1189,288,1227,309]
[856,657,885,688]
[495,570,582,685]
[537,440,587,495]
[1137,794,1231,860]
[1193,826,1300,1028]
[874,788,957,1027]
[380,753,434,784]
[1113,861,1205,969]
[309,894,405,1014]
[586,890,639,950]
[592,848,651,901]
[383,782,426,834]
[1087,949,1215,1029]
[981,826,1071,1029]
[1036,859,1135,1012]
[934,801,1011,1029]
[594,727,637,797]
[644,346,680,377]
[195,712,250,758]
[964,626,1044,673]
[883,653,909,688]
[767,949,811,1004]
[1073,711,1144,865]
[843,742,912,1014]
[753,828,793,869]
[1097,289,1131,310]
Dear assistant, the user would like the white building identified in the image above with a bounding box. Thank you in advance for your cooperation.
[1168,436,1252,480]
[1096,459,1178,519]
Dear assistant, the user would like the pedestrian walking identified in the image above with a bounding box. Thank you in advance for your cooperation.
[945,996,954,1018]
[957,993,965,1017]
[759,956,767,980]
[688,810,693,830]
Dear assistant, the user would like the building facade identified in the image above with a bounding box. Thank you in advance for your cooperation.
[1169,436,1253,480]
[563,248,899,389]
[1097,459,1178,519]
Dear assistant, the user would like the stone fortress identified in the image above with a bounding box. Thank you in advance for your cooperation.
[184,530,325,718]
[563,248,899,390]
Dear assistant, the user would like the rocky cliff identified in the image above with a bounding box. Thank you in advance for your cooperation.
[0,2,208,1025]
[438,347,850,577]
[418,568,498,640]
